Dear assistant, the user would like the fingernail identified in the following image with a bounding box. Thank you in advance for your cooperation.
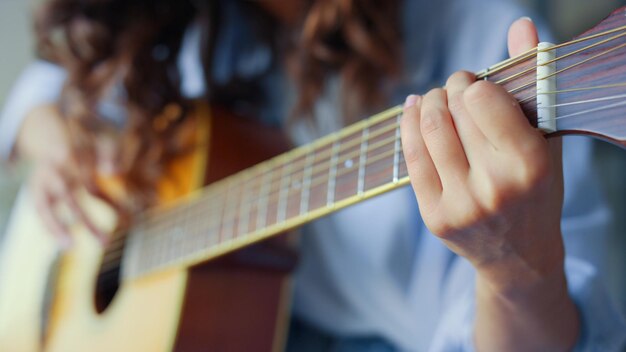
[404,94,419,109]
[520,16,533,23]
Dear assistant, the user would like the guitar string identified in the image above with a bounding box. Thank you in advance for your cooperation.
[98,25,626,269]
[475,24,626,80]
[537,91,626,110]
[508,40,626,96]
[544,98,626,121]
[522,82,626,106]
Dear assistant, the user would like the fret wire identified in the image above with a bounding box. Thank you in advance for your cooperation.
[277,161,293,223]
[300,149,314,215]
[357,120,369,195]
[256,166,273,230]
[124,226,144,277]
[191,199,205,251]
[184,202,199,258]
[205,192,221,246]
[173,205,187,261]
[155,215,170,266]
[393,113,402,183]
[237,173,253,237]
[219,179,237,244]
[326,139,340,207]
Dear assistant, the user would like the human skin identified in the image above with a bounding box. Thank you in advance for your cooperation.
[400,18,579,352]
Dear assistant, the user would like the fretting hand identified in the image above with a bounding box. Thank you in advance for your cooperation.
[400,18,579,351]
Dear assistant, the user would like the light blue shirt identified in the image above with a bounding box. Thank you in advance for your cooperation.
[1,0,625,350]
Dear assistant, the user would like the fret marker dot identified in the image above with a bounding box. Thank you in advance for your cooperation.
[344,159,354,168]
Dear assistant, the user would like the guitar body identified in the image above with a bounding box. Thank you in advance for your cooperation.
[0,104,296,352]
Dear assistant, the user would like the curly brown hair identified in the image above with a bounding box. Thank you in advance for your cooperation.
[34,0,401,210]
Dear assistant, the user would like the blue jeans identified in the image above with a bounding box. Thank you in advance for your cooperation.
[285,317,398,352]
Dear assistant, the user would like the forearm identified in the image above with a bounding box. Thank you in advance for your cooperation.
[474,259,580,352]
[0,61,66,160]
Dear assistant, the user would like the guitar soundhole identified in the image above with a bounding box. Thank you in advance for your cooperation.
[94,239,123,313]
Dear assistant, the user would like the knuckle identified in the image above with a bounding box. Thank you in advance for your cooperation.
[420,89,447,137]
[447,93,465,116]
[446,70,475,87]
[518,152,551,190]
[424,215,454,238]
[420,109,442,136]
[480,180,508,212]
[463,80,496,106]
[485,193,505,213]
[402,142,421,165]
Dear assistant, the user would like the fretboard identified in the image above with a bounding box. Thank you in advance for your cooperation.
[123,106,412,278]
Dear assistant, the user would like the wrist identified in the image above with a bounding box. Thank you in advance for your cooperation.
[17,105,71,164]
[472,224,565,295]
[475,264,580,352]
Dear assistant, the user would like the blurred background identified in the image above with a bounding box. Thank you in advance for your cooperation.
[1,0,625,311]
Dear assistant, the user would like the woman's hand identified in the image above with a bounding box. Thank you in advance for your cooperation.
[401,18,579,351]
[17,104,106,248]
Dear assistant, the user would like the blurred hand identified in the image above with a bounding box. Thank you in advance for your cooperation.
[17,104,107,248]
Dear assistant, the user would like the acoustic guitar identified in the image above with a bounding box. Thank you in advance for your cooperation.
[1,7,625,352]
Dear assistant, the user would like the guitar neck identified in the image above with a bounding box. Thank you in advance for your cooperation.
[123,9,626,279]
[123,105,410,278]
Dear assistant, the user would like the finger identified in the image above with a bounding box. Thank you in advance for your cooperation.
[464,81,542,153]
[34,190,73,249]
[63,191,108,246]
[420,88,469,189]
[46,167,108,246]
[400,94,442,209]
[507,17,539,58]
[445,71,488,163]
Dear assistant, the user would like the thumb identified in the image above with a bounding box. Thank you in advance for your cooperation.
[507,17,539,58]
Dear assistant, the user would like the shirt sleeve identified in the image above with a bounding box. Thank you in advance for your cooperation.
[0,60,66,160]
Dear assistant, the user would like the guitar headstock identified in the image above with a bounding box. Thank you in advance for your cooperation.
[549,6,626,148]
